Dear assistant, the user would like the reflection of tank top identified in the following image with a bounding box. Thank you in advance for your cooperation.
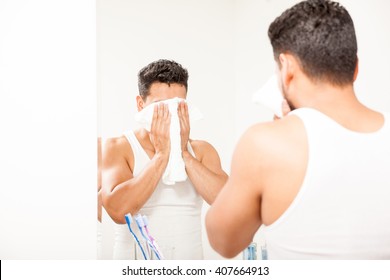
[113,131,203,260]
[263,108,390,259]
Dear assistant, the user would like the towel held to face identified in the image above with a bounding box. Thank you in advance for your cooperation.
[135,97,203,185]
[252,74,284,118]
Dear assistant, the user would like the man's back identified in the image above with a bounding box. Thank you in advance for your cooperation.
[206,0,390,259]
[262,108,390,259]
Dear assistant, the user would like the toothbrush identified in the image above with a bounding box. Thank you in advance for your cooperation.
[142,215,164,260]
[125,213,147,260]
[134,214,161,260]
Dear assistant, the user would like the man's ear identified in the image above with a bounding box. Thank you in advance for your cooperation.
[279,53,295,89]
[136,95,145,112]
[353,56,359,82]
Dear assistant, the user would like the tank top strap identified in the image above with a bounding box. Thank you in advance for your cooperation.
[123,130,150,176]
[187,141,196,159]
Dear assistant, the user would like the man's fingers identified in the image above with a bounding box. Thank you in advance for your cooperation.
[274,99,292,120]
[184,102,189,119]
[178,101,184,117]
[158,102,165,118]
[282,99,291,116]
[178,101,190,130]
[165,105,171,126]
[160,104,171,130]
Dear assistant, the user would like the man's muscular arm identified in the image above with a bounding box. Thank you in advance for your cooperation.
[206,125,264,257]
[101,103,171,224]
[178,101,228,204]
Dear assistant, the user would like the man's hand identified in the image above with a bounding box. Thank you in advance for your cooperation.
[178,100,190,153]
[150,103,171,157]
[273,99,291,120]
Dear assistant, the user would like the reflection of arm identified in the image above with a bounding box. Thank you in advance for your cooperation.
[97,137,102,222]
[206,126,264,258]
[98,189,102,222]
[101,137,169,224]
[183,141,228,205]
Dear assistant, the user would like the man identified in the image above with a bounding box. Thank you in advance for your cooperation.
[206,0,390,259]
[97,137,103,259]
[98,137,102,223]
[102,59,227,259]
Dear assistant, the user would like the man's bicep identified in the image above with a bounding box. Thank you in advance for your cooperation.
[199,142,227,176]
[206,179,262,257]
[101,140,133,193]
[223,135,263,234]
[207,131,263,256]
[213,176,261,232]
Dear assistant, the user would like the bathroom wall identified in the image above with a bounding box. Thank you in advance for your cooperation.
[97,0,390,260]
[0,0,97,259]
[1,0,388,260]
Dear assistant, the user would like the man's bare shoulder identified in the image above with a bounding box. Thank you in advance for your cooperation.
[236,114,306,166]
[102,136,133,164]
[103,136,130,152]
[189,139,213,150]
[189,139,218,160]
[247,114,305,145]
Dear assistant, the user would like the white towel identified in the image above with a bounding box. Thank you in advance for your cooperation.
[252,74,284,118]
[135,97,203,185]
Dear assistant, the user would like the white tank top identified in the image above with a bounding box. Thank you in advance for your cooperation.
[112,131,203,260]
[262,108,390,259]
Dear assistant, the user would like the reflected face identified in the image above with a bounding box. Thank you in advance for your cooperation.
[137,82,187,111]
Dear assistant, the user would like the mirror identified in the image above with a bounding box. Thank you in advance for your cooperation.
[97,0,390,260]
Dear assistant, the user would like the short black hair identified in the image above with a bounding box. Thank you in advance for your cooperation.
[138,59,189,100]
[268,0,358,86]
